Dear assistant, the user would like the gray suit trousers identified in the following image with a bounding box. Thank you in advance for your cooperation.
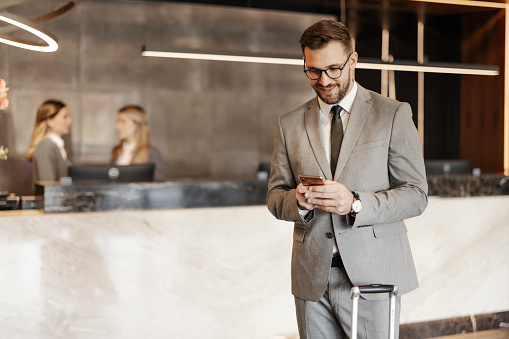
[294,267,401,339]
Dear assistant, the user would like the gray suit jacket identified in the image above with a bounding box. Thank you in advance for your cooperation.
[267,84,428,302]
[32,137,71,182]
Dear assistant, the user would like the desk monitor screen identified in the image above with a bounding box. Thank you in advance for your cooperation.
[424,159,472,175]
[68,164,155,182]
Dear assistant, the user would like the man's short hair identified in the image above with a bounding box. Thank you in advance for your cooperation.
[299,20,353,54]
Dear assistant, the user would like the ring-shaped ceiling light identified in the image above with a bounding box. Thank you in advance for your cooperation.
[0,12,58,52]
[0,0,75,52]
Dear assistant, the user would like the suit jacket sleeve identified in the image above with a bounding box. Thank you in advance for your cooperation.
[266,115,313,224]
[352,102,428,227]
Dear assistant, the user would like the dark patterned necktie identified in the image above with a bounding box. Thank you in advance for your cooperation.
[330,105,344,176]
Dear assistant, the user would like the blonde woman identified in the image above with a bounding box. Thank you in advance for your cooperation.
[26,100,72,182]
[112,105,164,181]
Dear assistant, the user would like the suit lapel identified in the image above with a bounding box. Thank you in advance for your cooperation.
[334,85,372,180]
[304,98,333,180]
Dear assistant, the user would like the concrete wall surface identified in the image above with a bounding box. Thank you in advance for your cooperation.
[0,1,327,195]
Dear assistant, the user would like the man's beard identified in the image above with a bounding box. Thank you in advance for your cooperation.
[312,72,351,105]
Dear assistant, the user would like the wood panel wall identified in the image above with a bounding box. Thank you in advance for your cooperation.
[460,10,505,173]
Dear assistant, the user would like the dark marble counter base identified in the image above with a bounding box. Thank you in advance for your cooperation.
[427,173,508,197]
[34,173,509,214]
[36,180,268,214]
[400,311,509,338]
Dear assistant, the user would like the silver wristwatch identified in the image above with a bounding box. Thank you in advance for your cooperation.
[351,191,362,216]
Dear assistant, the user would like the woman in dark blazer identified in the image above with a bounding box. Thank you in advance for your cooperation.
[111,105,165,181]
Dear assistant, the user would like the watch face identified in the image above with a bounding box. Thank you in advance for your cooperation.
[352,200,362,213]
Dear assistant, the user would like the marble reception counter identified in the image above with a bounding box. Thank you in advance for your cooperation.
[33,174,509,214]
[0,196,508,339]
[2,175,507,338]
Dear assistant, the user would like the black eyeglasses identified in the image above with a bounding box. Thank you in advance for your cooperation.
[303,52,352,80]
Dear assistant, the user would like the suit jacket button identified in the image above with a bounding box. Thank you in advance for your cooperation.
[326,232,333,239]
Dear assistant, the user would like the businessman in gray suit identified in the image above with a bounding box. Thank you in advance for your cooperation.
[266,20,428,339]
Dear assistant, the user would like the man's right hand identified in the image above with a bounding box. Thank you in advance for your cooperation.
[296,183,316,210]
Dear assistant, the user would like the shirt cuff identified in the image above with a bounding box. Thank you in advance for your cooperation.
[298,207,314,224]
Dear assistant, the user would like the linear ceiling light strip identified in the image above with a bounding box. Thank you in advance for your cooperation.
[141,51,303,65]
[410,0,507,9]
[141,49,499,76]
[358,62,499,75]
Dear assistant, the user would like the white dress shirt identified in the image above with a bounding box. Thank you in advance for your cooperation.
[317,81,358,158]
[299,82,359,254]
[116,140,136,165]
[46,132,68,160]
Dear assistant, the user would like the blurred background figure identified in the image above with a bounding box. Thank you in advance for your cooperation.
[26,100,72,182]
[112,105,165,181]
[0,77,9,110]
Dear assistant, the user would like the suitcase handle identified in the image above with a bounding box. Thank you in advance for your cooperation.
[357,284,396,294]
[350,284,399,339]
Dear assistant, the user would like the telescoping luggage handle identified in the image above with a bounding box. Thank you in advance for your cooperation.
[350,284,399,339]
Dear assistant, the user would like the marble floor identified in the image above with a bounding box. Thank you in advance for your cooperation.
[433,329,509,339]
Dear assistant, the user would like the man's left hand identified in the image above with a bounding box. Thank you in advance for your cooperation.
[304,180,354,215]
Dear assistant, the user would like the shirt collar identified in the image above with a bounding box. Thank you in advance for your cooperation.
[46,132,65,148]
[318,81,358,116]
[122,140,137,152]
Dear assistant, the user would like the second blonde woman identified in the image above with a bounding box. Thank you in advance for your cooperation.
[112,105,164,181]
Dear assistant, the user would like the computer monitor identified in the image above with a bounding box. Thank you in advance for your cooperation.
[424,159,472,175]
[68,163,155,182]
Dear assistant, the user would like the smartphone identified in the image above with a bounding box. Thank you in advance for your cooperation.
[298,175,325,186]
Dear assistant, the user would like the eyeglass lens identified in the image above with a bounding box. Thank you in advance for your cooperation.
[306,68,342,80]
[304,52,352,80]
